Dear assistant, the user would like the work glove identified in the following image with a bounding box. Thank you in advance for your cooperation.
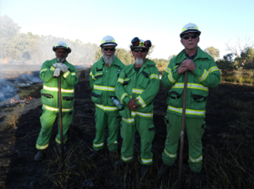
[60,64,69,72]
[53,68,61,77]
[53,63,62,68]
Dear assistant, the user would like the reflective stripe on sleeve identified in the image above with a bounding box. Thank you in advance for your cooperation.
[95,104,118,111]
[132,88,144,94]
[167,105,205,116]
[94,85,115,91]
[209,66,219,73]
[165,67,171,73]
[189,155,203,163]
[90,71,95,80]
[50,66,55,71]
[120,93,128,104]
[150,74,159,80]
[117,78,124,84]
[198,69,208,82]
[71,72,76,76]
[63,70,70,78]
[168,71,176,83]
[40,68,48,73]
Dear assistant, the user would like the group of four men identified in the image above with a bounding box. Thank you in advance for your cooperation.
[34,23,221,178]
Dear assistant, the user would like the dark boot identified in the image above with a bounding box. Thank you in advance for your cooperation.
[89,150,100,159]
[34,150,45,161]
[113,159,125,168]
[158,163,172,177]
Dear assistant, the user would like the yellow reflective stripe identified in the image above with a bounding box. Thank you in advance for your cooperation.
[36,143,49,150]
[120,93,128,104]
[71,72,76,76]
[95,72,102,76]
[172,83,208,91]
[150,74,159,80]
[189,155,203,163]
[121,155,133,162]
[43,105,73,112]
[40,68,48,73]
[209,66,219,73]
[93,142,104,147]
[132,88,144,94]
[168,71,176,83]
[131,111,153,118]
[165,67,171,73]
[95,104,118,111]
[137,96,146,108]
[182,27,186,31]
[164,149,177,158]
[167,105,205,116]
[43,85,74,93]
[122,117,135,123]
[198,69,208,82]
[50,66,55,71]
[63,70,70,78]
[141,158,153,164]
[94,85,115,91]
[113,141,118,144]
[118,78,124,84]
[55,137,67,144]
[90,71,95,80]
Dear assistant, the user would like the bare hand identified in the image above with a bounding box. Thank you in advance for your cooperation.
[128,99,139,110]
[181,59,196,71]
[177,65,188,74]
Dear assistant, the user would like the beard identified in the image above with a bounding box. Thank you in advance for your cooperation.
[56,58,65,63]
[103,52,115,65]
[135,58,144,66]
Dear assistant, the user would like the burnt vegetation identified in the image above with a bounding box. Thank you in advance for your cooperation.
[0,68,254,189]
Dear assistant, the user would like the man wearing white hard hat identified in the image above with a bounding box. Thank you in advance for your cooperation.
[114,37,160,176]
[34,41,78,161]
[89,35,125,158]
[159,23,221,179]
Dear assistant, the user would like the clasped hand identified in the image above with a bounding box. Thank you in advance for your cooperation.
[128,99,139,111]
[177,59,196,74]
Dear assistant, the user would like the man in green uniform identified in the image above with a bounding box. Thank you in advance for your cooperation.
[34,41,78,161]
[89,35,125,158]
[114,37,160,175]
[159,23,221,179]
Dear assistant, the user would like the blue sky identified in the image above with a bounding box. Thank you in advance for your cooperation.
[1,0,254,59]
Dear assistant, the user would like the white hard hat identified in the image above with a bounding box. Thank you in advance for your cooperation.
[180,23,201,38]
[53,41,71,53]
[100,35,117,47]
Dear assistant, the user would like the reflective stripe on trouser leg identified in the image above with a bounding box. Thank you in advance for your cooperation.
[120,119,135,163]
[55,111,74,145]
[93,106,107,151]
[107,111,120,152]
[36,109,57,150]
[185,116,205,173]
[162,113,182,166]
[136,117,155,165]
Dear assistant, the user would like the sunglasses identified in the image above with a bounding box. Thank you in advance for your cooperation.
[103,47,115,51]
[182,34,198,40]
[132,48,148,53]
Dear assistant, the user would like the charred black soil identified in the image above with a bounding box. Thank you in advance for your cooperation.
[0,68,254,189]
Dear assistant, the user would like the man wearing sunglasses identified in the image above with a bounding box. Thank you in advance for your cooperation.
[89,35,125,159]
[114,37,160,176]
[159,23,221,181]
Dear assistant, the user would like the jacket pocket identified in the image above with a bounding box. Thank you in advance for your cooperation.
[62,95,74,108]
[91,90,103,104]
[93,72,103,85]
[119,107,131,119]
[167,88,183,108]
[190,91,208,110]
[139,71,150,89]
[41,89,56,107]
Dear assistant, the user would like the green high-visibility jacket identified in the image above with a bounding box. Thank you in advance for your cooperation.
[115,59,160,122]
[161,47,221,118]
[89,57,125,110]
[40,58,78,112]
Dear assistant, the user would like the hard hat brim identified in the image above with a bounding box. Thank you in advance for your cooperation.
[100,42,117,47]
[180,30,201,38]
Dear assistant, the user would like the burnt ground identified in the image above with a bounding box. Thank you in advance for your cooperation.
[0,68,254,189]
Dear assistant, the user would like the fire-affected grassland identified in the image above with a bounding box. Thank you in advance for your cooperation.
[0,68,253,189]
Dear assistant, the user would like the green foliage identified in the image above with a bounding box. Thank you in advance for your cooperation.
[204,46,220,60]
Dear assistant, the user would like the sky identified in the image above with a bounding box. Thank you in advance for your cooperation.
[1,0,254,59]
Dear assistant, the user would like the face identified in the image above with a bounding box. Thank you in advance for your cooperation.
[101,45,116,59]
[132,47,148,62]
[181,32,200,51]
[55,48,68,60]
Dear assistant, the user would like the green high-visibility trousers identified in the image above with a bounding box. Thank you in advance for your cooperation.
[162,113,205,173]
[93,106,120,152]
[120,116,155,165]
[36,109,74,150]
